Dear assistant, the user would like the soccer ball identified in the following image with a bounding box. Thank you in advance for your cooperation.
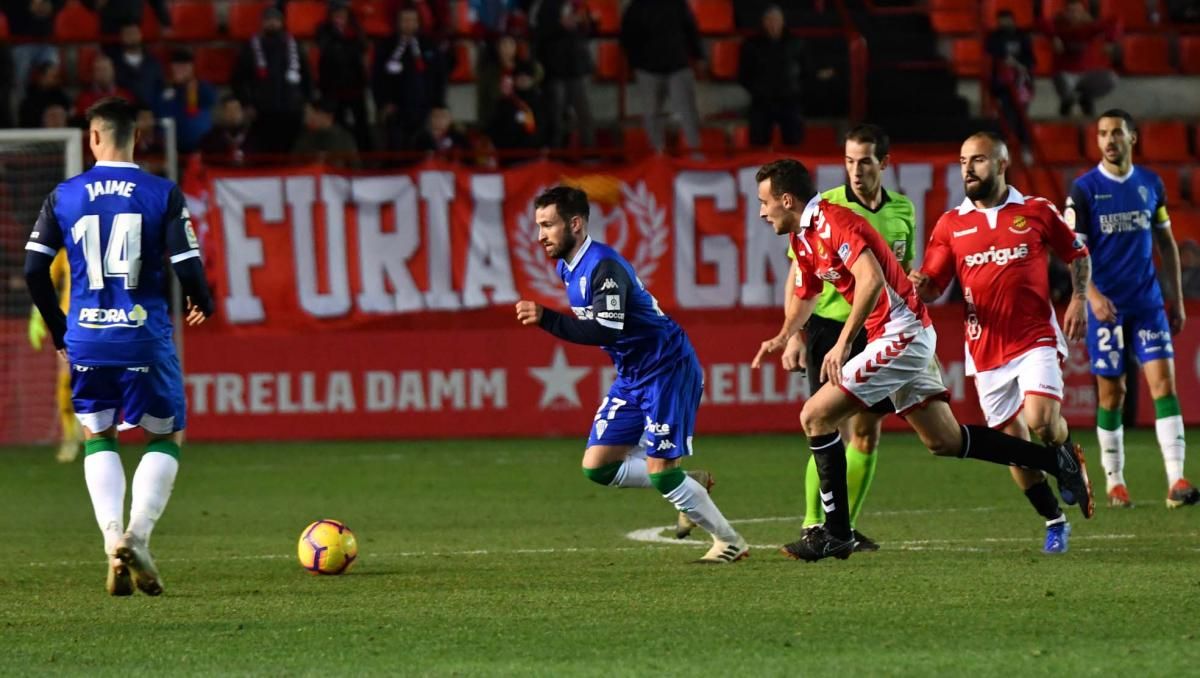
[297,519,358,575]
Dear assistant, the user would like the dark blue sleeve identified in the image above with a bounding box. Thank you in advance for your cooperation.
[24,192,67,347]
[588,258,632,332]
[1066,181,1092,240]
[25,190,64,256]
[164,185,214,317]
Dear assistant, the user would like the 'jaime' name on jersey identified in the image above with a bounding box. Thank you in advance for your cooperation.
[86,180,137,201]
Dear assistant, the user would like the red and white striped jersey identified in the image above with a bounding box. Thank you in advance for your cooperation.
[790,197,931,342]
[920,187,1088,374]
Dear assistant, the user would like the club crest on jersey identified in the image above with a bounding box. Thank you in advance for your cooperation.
[1138,186,1150,205]
[579,276,587,297]
[594,419,608,439]
[816,240,828,258]
[78,304,148,329]
[837,243,851,260]
[1009,215,1030,233]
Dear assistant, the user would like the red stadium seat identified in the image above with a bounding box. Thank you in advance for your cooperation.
[1138,120,1191,163]
[983,0,1035,28]
[1083,121,1103,164]
[687,0,733,35]
[1032,122,1082,163]
[594,40,624,81]
[287,1,328,39]
[54,0,100,42]
[1189,170,1200,206]
[1100,0,1155,31]
[586,0,620,34]
[930,9,979,35]
[1041,0,1071,22]
[451,1,473,35]
[709,39,739,80]
[1026,167,1064,204]
[168,1,219,41]
[802,125,840,154]
[1149,164,1183,202]
[1180,36,1200,75]
[448,42,474,83]
[731,123,750,150]
[696,126,728,154]
[307,45,321,82]
[140,5,161,41]
[1032,35,1054,77]
[228,0,274,40]
[76,45,100,86]
[1121,34,1172,75]
[194,46,239,86]
[623,126,655,157]
[354,0,394,37]
[951,38,983,77]
[0,12,8,39]
[1170,208,1200,244]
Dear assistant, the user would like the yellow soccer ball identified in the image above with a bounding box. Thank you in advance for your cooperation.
[297,519,358,575]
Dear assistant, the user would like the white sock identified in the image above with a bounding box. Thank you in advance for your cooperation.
[1155,415,1186,486]
[663,476,739,543]
[613,456,651,488]
[1097,425,1125,490]
[127,452,179,544]
[84,450,126,555]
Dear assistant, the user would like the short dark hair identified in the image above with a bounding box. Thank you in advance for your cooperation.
[86,97,139,148]
[844,123,890,160]
[996,9,1015,20]
[534,185,590,224]
[755,159,815,201]
[219,93,240,107]
[1098,108,1136,133]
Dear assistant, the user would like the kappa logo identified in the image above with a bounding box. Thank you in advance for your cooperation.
[656,439,677,452]
[1094,358,1107,369]
[599,277,618,292]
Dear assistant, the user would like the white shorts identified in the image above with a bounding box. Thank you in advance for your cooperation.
[838,325,949,417]
[973,346,1064,428]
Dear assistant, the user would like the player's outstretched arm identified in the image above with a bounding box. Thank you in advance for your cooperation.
[1062,255,1091,341]
[516,258,628,346]
[1152,225,1186,334]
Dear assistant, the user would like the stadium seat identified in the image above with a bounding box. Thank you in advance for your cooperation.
[594,40,624,81]
[623,126,655,157]
[1041,0,1070,21]
[983,0,1035,28]
[687,0,733,35]
[1100,0,1155,31]
[951,38,983,77]
[449,42,474,83]
[696,126,728,154]
[1083,121,1103,163]
[168,1,219,41]
[76,45,99,86]
[731,123,750,150]
[354,0,394,37]
[0,12,7,39]
[1032,35,1054,77]
[452,1,473,35]
[1121,34,1172,75]
[1031,122,1082,163]
[1170,208,1200,244]
[54,0,100,42]
[1180,36,1200,75]
[307,45,321,82]
[586,0,620,34]
[1189,170,1200,206]
[287,1,329,40]
[1027,167,1064,203]
[1149,164,1182,202]
[1138,120,1191,163]
[229,0,274,40]
[802,125,840,154]
[709,39,739,80]
[930,9,979,35]
[139,6,161,41]
[194,46,239,86]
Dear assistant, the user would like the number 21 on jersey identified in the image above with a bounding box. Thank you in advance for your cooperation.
[72,212,142,290]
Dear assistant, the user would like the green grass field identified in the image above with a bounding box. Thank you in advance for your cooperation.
[2,429,1198,676]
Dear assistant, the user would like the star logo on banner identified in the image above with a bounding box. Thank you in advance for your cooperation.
[529,346,591,409]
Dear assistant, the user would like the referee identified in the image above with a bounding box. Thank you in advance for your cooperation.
[786,124,915,551]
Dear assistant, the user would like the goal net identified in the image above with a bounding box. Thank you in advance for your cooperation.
[0,129,83,446]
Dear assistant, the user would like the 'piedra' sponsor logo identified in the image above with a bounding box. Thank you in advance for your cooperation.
[79,304,148,329]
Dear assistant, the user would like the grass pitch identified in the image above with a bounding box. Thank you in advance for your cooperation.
[2,430,1198,676]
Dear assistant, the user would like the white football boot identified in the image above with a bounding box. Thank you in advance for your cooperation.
[115,533,163,596]
[695,535,750,564]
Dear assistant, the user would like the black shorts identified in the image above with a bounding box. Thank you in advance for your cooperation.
[805,314,895,414]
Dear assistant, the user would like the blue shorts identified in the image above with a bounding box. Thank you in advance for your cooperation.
[586,357,703,460]
[1086,305,1174,377]
[71,355,187,434]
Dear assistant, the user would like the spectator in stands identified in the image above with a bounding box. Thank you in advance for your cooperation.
[2,0,63,99]
[81,0,170,36]
[40,102,67,128]
[154,48,216,154]
[199,95,252,166]
[410,105,468,153]
[1045,0,1119,117]
[485,55,540,152]
[74,54,134,122]
[17,59,69,129]
[316,0,372,152]
[373,7,452,151]
[985,9,1035,152]
[105,22,165,107]
[233,6,313,155]
[477,34,541,133]
[534,0,594,148]
[293,99,359,167]
[399,0,452,40]
[0,43,14,128]
[737,5,808,147]
[1166,0,1200,22]
[466,0,529,38]
[620,0,704,152]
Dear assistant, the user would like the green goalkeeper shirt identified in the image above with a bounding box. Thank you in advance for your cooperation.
[794,184,916,323]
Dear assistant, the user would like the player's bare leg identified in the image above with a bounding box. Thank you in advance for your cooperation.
[1142,359,1198,507]
[1005,395,1072,553]
[1095,373,1132,506]
[782,383,864,561]
[844,411,883,551]
[115,430,182,596]
[80,424,131,596]
[581,445,746,563]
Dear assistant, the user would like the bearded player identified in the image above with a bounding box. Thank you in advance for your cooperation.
[911,132,1090,554]
[752,159,1093,562]
[1067,109,1199,509]
[515,185,748,564]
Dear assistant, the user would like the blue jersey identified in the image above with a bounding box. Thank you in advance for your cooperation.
[1067,164,1170,312]
[25,161,201,366]
[557,237,696,385]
